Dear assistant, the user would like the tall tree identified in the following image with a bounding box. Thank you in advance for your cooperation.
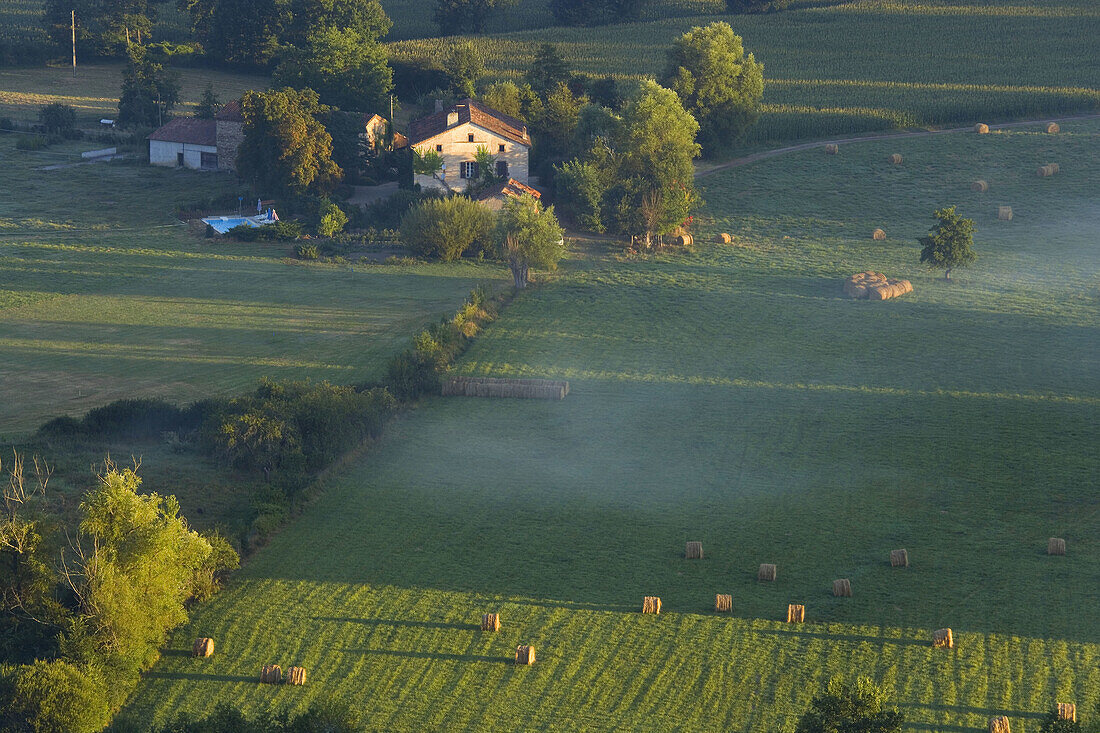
[44,0,156,58]
[432,0,516,34]
[620,79,700,198]
[795,677,903,733]
[496,195,566,289]
[206,0,289,67]
[663,21,764,155]
[526,43,570,96]
[285,0,391,44]
[918,206,977,280]
[274,26,392,111]
[446,42,485,98]
[237,88,343,197]
[194,83,221,119]
[117,45,181,128]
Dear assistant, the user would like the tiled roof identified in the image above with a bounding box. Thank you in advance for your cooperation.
[408,99,530,147]
[147,117,216,146]
[480,178,542,202]
[215,99,243,122]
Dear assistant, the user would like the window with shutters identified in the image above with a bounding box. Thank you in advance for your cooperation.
[496,160,508,177]
[461,161,479,179]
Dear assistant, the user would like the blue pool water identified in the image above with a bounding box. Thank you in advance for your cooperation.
[203,217,258,234]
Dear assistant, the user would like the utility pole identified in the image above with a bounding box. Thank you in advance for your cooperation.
[71,10,76,78]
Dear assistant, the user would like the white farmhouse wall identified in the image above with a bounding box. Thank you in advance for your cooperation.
[413,121,528,192]
[149,140,217,170]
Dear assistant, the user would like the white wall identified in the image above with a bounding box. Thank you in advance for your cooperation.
[413,121,529,192]
[149,140,217,170]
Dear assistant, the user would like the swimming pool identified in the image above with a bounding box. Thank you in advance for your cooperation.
[202,217,260,234]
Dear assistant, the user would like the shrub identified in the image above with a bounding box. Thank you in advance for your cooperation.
[400,196,493,261]
[295,243,320,260]
[360,188,443,230]
[0,660,111,733]
[38,103,77,136]
[316,200,348,237]
[15,134,48,151]
[1039,712,1083,733]
[795,677,903,733]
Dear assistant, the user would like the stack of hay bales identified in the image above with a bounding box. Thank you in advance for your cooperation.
[833,579,852,597]
[787,604,805,623]
[642,596,662,614]
[825,144,839,155]
[972,180,989,192]
[1048,538,1066,555]
[989,715,1011,733]
[1047,122,1060,133]
[192,637,214,658]
[888,153,903,165]
[890,549,909,567]
[933,628,954,649]
[872,229,886,240]
[715,594,732,612]
[844,272,912,301]
[758,564,777,582]
[481,613,501,631]
[515,645,536,665]
[260,665,282,684]
[286,667,307,686]
[442,376,569,400]
[998,206,1013,221]
[975,123,990,134]
[685,541,703,559]
[715,233,733,244]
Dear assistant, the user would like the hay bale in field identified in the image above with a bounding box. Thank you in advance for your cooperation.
[889,153,902,165]
[890,549,909,567]
[872,228,886,240]
[482,613,501,631]
[825,144,839,155]
[515,645,535,665]
[285,667,307,685]
[1056,703,1076,722]
[933,628,954,649]
[442,376,569,400]
[1047,162,1060,174]
[1037,165,1055,177]
[787,604,805,623]
[260,664,282,684]
[758,563,777,582]
[833,579,852,597]
[642,596,662,614]
[998,206,1013,221]
[1047,122,1060,134]
[715,233,732,244]
[897,279,913,294]
[972,180,989,192]
[1048,537,1066,555]
[715,594,732,612]
[192,637,214,658]
[685,541,703,559]
[975,123,989,134]
[675,234,694,246]
[989,715,1011,733]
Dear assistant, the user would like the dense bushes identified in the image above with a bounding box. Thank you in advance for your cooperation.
[226,220,304,242]
[39,398,207,441]
[145,700,361,732]
[0,659,110,733]
[400,196,493,261]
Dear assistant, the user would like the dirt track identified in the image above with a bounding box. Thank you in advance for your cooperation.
[694,112,1100,178]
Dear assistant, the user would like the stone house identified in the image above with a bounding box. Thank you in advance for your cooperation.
[407,99,530,192]
[147,99,244,172]
[214,99,244,172]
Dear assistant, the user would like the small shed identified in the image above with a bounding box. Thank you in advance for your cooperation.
[148,118,217,170]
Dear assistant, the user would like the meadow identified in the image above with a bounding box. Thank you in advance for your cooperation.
[0,134,501,438]
[120,121,1099,730]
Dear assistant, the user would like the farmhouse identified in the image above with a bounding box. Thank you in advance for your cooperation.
[363,112,407,150]
[147,117,218,170]
[407,99,531,192]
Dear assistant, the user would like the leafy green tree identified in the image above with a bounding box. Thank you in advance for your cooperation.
[274,25,392,112]
[316,199,348,236]
[447,42,485,99]
[554,157,610,232]
[529,81,586,174]
[918,206,977,279]
[194,83,221,119]
[284,0,391,45]
[663,21,764,155]
[479,81,525,119]
[206,0,289,67]
[526,43,571,96]
[38,103,77,135]
[0,659,110,733]
[433,0,516,34]
[795,677,904,733]
[496,195,566,289]
[727,0,788,12]
[117,45,181,129]
[1039,712,1082,733]
[400,196,494,261]
[44,0,155,57]
[237,88,343,197]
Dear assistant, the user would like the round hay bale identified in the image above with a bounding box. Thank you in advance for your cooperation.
[975,123,989,134]
[1046,122,1060,134]
[824,144,839,155]
[285,666,307,686]
[676,234,694,246]
[715,594,732,612]
[192,637,214,658]
[260,664,282,684]
[1037,165,1054,177]
[971,180,989,192]
[715,233,732,244]
[481,613,501,631]
[872,228,886,240]
[515,645,536,665]
[685,541,703,559]
[1048,537,1066,555]
[998,206,1013,221]
[889,153,902,165]
[642,596,662,614]
[890,549,909,567]
[989,716,1011,733]
[1048,162,1060,174]
[786,604,805,623]
[1056,703,1076,722]
[833,579,852,597]
[933,628,954,649]
[758,563,777,582]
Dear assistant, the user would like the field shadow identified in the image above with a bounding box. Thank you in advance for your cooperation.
[158,649,192,658]
[312,615,477,631]
[340,648,511,665]
[143,671,255,683]
[754,627,928,647]
[899,702,1045,721]
[507,598,635,613]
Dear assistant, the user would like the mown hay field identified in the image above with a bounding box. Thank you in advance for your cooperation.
[392,0,1100,143]
[121,121,1100,730]
[0,135,500,437]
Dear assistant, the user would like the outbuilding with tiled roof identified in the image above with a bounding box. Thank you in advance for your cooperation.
[147,117,218,170]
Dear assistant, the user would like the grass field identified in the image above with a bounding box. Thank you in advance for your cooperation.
[392,0,1100,143]
[119,120,1100,730]
[0,134,502,437]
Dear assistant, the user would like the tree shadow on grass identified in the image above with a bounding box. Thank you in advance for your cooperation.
[754,626,928,647]
[340,648,511,665]
[899,701,1046,720]
[159,649,192,658]
[312,616,478,631]
[506,598,634,613]
[143,671,255,683]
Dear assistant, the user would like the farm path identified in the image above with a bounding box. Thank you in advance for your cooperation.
[695,112,1100,178]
